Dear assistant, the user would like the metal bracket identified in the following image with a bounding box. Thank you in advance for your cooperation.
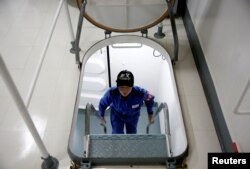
[41,155,59,169]
[166,158,176,169]
[105,30,112,39]
[70,41,81,54]
[141,29,148,38]
[81,161,91,169]
[154,23,165,39]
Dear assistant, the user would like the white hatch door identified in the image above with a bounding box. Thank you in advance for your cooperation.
[76,0,174,32]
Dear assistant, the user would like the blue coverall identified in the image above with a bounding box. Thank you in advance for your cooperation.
[98,86,155,134]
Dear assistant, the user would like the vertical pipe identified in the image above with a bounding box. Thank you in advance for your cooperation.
[74,0,87,65]
[104,31,112,87]
[25,0,66,108]
[64,0,75,41]
[164,103,172,157]
[85,104,90,136]
[167,0,179,63]
[106,45,112,87]
[0,54,49,158]
[84,103,91,158]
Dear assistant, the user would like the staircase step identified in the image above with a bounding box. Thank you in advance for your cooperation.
[86,134,168,164]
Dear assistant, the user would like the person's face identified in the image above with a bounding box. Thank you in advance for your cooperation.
[118,86,132,97]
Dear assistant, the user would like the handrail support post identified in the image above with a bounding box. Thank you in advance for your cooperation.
[74,0,87,68]
[166,0,179,65]
[0,55,59,169]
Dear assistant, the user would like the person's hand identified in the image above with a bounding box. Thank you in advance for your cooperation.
[100,117,106,125]
[148,114,155,124]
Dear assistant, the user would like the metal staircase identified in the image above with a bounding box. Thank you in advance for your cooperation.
[80,103,173,169]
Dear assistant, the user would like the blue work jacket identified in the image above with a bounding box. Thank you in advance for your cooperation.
[98,86,155,121]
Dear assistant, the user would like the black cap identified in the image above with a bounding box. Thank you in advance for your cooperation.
[116,70,134,87]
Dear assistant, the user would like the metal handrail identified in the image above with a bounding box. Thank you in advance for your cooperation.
[0,1,75,167]
[166,0,179,65]
[25,0,75,108]
[145,102,172,157]
[84,104,107,135]
[89,104,107,134]
[74,0,87,67]
[163,102,172,157]
[146,103,164,134]
[0,54,50,158]
[84,104,91,136]
[83,103,91,158]
[1,54,60,168]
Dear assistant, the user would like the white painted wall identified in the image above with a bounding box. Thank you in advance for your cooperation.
[187,0,250,151]
[109,44,163,96]
[80,49,109,108]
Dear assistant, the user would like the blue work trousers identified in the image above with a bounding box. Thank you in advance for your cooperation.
[110,110,139,134]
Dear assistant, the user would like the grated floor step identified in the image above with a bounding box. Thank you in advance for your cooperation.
[86,134,168,164]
